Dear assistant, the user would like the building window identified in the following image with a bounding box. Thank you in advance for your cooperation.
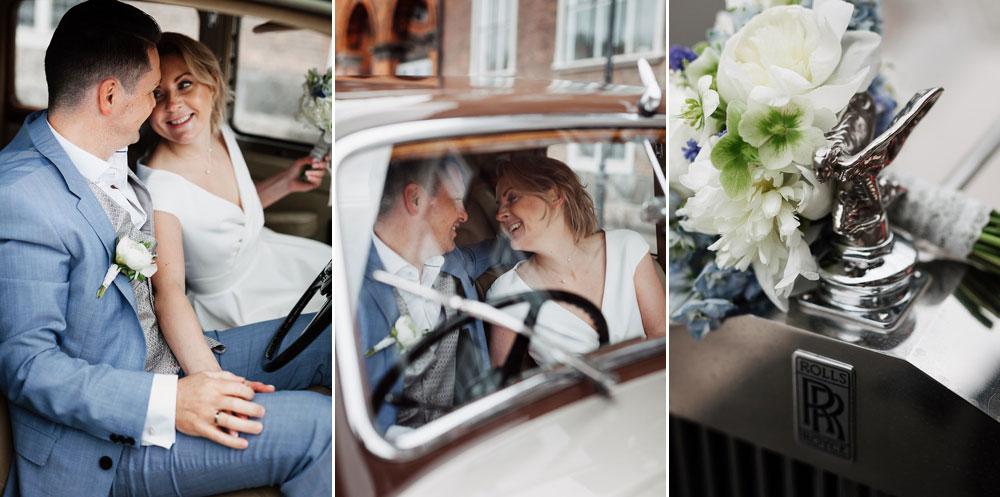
[469,0,517,76]
[554,0,663,69]
[14,0,199,108]
[566,142,634,175]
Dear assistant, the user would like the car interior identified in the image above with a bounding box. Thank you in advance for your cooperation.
[0,1,331,495]
[356,128,667,431]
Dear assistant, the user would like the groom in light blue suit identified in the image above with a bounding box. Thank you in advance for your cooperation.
[0,1,330,496]
[359,159,513,435]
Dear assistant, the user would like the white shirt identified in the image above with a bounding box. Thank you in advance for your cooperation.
[372,232,445,333]
[47,122,147,228]
[46,119,176,449]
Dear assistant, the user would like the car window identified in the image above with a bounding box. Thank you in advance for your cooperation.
[231,16,331,143]
[13,0,199,108]
[337,126,665,447]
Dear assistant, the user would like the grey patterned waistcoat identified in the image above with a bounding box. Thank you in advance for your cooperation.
[394,272,460,427]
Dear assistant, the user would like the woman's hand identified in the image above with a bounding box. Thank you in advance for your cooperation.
[284,154,328,193]
[257,154,328,208]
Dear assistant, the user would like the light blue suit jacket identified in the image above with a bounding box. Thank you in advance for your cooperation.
[358,239,495,433]
[0,112,158,496]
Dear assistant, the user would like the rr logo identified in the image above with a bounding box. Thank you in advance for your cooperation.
[794,351,854,460]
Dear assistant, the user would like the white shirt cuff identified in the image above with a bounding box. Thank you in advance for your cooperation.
[141,373,177,448]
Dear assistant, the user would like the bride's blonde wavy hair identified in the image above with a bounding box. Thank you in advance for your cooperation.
[496,156,598,243]
[156,32,228,135]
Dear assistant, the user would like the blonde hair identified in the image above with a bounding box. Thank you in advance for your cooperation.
[156,32,228,134]
[496,156,598,243]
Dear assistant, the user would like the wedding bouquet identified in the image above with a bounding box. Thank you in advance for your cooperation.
[670,0,896,336]
[297,67,332,160]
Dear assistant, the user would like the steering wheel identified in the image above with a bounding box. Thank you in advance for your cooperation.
[371,290,609,417]
[262,260,332,372]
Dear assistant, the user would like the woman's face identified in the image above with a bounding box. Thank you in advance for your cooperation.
[495,175,560,251]
[150,53,215,145]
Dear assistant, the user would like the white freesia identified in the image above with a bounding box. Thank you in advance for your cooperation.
[678,143,826,311]
[716,0,881,127]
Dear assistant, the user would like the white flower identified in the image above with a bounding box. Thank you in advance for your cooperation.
[98,237,158,298]
[678,155,826,311]
[364,315,428,358]
[716,0,881,126]
[392,315,423,349]
[115,238,153,271]
[725,0,795,9]
[738,96,828,170]
[669,78,699,197]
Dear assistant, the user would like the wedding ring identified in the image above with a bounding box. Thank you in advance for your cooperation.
[213,411,222,425]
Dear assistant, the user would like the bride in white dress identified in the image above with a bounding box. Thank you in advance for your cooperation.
[486,156,666,366]
[136,33,328,375]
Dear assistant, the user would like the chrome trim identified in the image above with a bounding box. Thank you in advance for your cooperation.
[334,113,665,463]
[643,139,668,194]
[637,58,662,117]
[334,114,665,170]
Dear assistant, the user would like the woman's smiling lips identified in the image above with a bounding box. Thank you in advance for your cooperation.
[167,113,194,126]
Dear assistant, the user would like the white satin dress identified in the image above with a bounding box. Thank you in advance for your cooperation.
[486,229,650,365]
[137,125,330,331]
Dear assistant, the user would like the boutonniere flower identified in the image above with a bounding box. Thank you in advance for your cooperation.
[97,237,158,298]
[365,315,428,358]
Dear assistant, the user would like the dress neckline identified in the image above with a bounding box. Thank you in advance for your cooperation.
[511,230,609,332]
[141,126,250,216]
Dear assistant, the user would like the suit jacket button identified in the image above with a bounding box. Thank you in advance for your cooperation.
[126,437,136,445]
[99,456,112,470]
[109,434,118,443]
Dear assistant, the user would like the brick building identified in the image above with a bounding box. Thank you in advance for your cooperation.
[335,0,665,87]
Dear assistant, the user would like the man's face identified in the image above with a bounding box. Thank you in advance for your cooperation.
[419,165,468,257]
[114,47,160,147]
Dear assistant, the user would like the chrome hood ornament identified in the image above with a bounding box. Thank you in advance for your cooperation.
[797,88,944,330]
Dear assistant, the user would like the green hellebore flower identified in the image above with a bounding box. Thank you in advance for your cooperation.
[738,97,827,171]
[710,101,758,198]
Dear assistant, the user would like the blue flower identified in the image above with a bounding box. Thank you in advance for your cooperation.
[867,76,897,135]
[673,298,738,339]
[730,6,763,32]
[693,262,755,300]
[669,45,698,71]
[847,0,883,34]
[682,139,701,163]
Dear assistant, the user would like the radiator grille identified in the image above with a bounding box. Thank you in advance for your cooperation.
[670,416,896,497]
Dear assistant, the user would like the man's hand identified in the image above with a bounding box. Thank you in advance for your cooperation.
[176,371,273,449]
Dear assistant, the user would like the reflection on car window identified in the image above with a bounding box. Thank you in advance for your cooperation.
[14,0,199,108]
[232,16,331,143]
[347,130,665,438]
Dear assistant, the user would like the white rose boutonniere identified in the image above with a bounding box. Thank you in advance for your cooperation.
[97,237,158,298]
[365,315,428,358]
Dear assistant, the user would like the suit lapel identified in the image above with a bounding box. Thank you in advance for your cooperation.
[26,112,137,314]
[363,243,399,329]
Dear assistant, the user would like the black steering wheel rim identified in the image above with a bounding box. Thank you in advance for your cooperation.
[371,289,608,417]
[262,260,332,372]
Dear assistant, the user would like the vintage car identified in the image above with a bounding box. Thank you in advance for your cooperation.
[334,70,667,496]
[0,0,332,496]
[668,93,1000,497]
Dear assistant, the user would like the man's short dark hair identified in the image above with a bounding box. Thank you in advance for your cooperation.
[377,158,467,219]
[45,0,162,110]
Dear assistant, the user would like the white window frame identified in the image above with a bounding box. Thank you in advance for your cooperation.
[469,0,518,77]
[566,142,635,175]
[552,0,665,72]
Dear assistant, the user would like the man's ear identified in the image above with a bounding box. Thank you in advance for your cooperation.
[96,78,119,116]
[402,183,424,215]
